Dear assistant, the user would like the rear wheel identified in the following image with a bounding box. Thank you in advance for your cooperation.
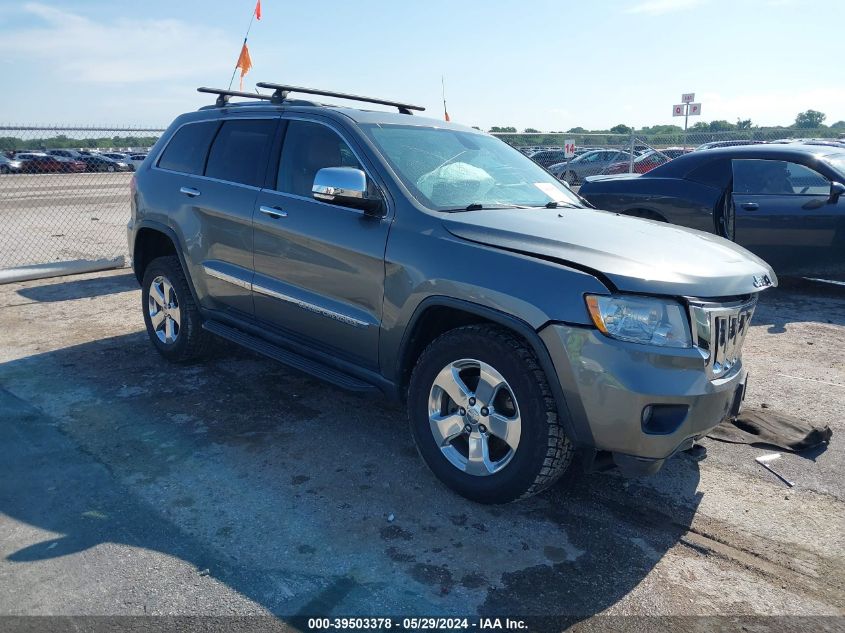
[141,256,209,362]
[408,325,574,503]
[0,165,8,174]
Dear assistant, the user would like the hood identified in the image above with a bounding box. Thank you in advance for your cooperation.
[443,207,777,298]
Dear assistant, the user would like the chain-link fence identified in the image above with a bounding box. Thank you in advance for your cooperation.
[494,128,845,185]
[0,125,164,278]
[1,123,842,281]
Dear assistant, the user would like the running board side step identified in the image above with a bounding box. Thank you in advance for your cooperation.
[202,320,379,393]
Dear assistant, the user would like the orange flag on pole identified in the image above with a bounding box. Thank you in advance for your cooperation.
[236,42,253,91]
[255,0,262,20]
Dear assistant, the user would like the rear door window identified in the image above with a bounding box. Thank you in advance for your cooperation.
[205,119,277,187]
[157,120,219,175]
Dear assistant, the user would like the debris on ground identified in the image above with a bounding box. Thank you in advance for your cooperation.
[708,407,833,453]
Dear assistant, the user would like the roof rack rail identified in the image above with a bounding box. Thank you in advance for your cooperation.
[197,87,273,107]
[255,82,425,115]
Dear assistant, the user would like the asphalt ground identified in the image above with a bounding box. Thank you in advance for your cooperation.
[0,269,843,628]
[0,172,131,269]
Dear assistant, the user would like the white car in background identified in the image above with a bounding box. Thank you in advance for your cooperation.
[124,154,147,171]
[100,152,145,171]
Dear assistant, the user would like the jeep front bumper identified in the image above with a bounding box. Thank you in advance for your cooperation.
[539,323,747,475]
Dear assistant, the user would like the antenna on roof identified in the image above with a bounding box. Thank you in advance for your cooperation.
[197,87,273,107]
[255,82,425,115]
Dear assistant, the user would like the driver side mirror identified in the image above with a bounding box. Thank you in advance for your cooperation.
[312,167,384,216]
[829,181,845,204]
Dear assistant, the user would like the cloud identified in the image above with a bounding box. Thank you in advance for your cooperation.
[626,0,704,15]
[0,3,234,83]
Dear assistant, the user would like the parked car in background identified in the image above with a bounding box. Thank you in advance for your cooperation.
[78,155,132,172]
[769,138,845,150]
[100,152,129,161]
[579,144,845,281]
[0,154,23,174]
[660,147,693,159]
[694,140,766,151]
[604,149,670,175]
[550,149,633,184]
[46,149,84,159]
[15,153,86,173]
[123,154,147,171]
[528,149,572,168]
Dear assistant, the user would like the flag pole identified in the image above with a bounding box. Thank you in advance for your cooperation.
[228,7,258,90]
[441,75,449,121]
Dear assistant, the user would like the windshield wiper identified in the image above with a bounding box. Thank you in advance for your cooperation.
[446,202,582,212]
[448,203,531,212]
[543,201,582,209]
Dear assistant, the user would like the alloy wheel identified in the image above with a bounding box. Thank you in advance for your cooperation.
[427,358,521,476]
[148,275,181,344]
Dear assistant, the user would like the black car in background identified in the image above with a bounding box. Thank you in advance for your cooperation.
[578,144,845,280]
[78,155,132,172]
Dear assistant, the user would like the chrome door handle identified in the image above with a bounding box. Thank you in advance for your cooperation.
[741,202,759,211]
[259,205,288,219]
[180,186,201,198]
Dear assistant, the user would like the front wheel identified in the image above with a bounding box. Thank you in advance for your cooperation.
[563,171,577,186]
[408,325,574,503]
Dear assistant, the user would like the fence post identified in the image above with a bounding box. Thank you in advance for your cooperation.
[628,131,636,174]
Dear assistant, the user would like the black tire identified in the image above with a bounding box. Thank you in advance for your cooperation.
[0,165,8,174]
[107,165,115,173]
[141,255,210,363]
[408,324,574,504]
[564,171,577,186]
[716,184,735,241]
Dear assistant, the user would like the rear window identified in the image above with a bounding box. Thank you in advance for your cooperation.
[685,158,731,188]
[158,121,219,175]
[205,119,276,187]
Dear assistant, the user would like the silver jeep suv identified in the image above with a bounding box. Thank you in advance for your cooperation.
[127,84,776,503]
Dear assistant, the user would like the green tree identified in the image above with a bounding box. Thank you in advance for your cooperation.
[708,120,736,132]
[489,126,516,133]
[828,120,845,129]
[610,124,631,134]
[794,110,826,128]
[567,126,586,133]
[736,118,753,130]
[523,127,541,133]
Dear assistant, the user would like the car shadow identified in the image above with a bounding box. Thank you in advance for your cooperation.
[0,329,704,623]
[751,278,845,334]
[15,272,137,303]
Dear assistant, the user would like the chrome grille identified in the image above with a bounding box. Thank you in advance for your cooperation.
[689,297,757,380]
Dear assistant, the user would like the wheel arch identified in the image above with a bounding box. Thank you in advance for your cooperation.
[394,296,584,446]
[132,222,200,306]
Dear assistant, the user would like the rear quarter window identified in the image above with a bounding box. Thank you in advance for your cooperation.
[684,158,731,188]
[157,120,219,175]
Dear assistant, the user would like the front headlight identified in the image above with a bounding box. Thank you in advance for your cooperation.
[585,294,691,348]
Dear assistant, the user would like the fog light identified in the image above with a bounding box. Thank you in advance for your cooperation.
[641,404,689,435]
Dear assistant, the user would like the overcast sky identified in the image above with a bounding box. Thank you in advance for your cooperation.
[0,0,842,131]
